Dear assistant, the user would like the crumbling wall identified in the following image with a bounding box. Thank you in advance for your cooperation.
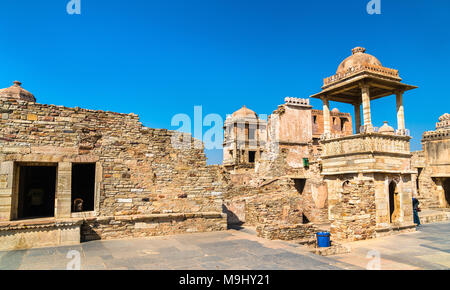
[412,151,441,208]
[0,98,227,239]
[256,223,317,241]
[223,178,303,225]
[328,177,377,242]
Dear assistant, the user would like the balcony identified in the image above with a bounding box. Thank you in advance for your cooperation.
[320,133,413,175]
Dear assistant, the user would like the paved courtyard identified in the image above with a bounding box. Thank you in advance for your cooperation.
[0,221,449,270]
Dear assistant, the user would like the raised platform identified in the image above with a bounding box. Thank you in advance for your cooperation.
[0,218,83,251]
[320,133,413,175]
[419,209,450,224]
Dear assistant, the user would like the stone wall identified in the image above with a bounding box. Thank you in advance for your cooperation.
[412,151,441,208]
[328,178,377,242]
[420,115,450,208]
[223,174,329,226]
[256,223,317,241]
[81,212,226,241]
[223,179,303,226]
[0,98,227,241]
[311,109,353,138]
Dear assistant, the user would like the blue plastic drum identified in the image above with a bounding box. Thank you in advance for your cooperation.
[316,232,331,248]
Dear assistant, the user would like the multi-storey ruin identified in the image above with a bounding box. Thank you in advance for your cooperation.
[0,47,447,251]
[224,47,421,242]
[412,113,450,209]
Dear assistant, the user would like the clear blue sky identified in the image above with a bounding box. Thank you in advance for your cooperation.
[1,0,449,164]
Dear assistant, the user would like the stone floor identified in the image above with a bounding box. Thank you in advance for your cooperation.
[333,221,450,269]
[0,222,449,270]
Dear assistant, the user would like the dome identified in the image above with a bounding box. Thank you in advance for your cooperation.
[379,121,395,134]
[331,108,340,113]
[232,105,257,119]
[336,47,382,74]
[0,81,36,102]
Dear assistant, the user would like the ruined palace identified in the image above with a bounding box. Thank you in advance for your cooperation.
[0,46,445,251]
[412,113,450,210]
[0,81,227,250]
[224,47,420,242]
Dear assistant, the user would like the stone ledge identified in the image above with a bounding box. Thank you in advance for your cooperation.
[0,217,84,231]
[375,223,416,238]
[256,223,318,241]
[84,212,225,224]
[419,210,450,224]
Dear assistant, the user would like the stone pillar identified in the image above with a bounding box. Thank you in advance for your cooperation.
[354,101,362,133]
[396,91,405,133]
[322,96,331,136]
[55,162,72,218]
[361,84,373,132]
[0,162,14,221]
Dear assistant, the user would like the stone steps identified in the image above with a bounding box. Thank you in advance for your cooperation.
[419,209,450,224]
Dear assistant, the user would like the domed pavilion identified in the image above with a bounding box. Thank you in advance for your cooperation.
[311,47,417,135]
[310,47,418,242]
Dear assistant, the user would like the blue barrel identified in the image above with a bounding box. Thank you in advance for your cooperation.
[316,232,331,248]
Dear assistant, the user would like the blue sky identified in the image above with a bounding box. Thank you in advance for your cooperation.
[0,0,449,164]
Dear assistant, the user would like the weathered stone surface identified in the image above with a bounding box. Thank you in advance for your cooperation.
[256,223,317,241]
[0,94,228,246]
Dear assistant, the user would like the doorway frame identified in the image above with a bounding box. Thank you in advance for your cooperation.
[11,162,58,220]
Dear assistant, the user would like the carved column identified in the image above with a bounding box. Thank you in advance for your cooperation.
[360,84,373,132]
[354,101,362,133]
[322,96,331,136]
[396,90,405,133]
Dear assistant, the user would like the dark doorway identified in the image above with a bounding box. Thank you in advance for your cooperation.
[444,178,450,207]
[416,168,423,193]
[71,163,96,212]
[340,118,348,131]
[389,181,399,223]
[17,165,57,220]
[294,179,306,194]
[248,151,256,163]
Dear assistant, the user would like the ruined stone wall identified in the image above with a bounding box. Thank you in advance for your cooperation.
[312,109,353,138]
[328,177,377,242]
[81,213,226,241]
[224,179,302,225]
[223,173,329,227]
[0,98,227,239]
[256,223,317,241]
[418,113,450,208]
[412,151,441,208]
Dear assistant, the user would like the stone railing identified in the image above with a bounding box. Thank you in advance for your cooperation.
[284,97,310,107]
[436,118,449,130]
[323,63,400,87]
[321,133,411,157]
[423,130,450,141]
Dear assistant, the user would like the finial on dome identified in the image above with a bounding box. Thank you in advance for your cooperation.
[379,121,394,134]
[352,47,366,55]
[13,80,22,87]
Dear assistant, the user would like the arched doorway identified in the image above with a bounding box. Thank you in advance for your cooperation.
[389,181,400,223]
